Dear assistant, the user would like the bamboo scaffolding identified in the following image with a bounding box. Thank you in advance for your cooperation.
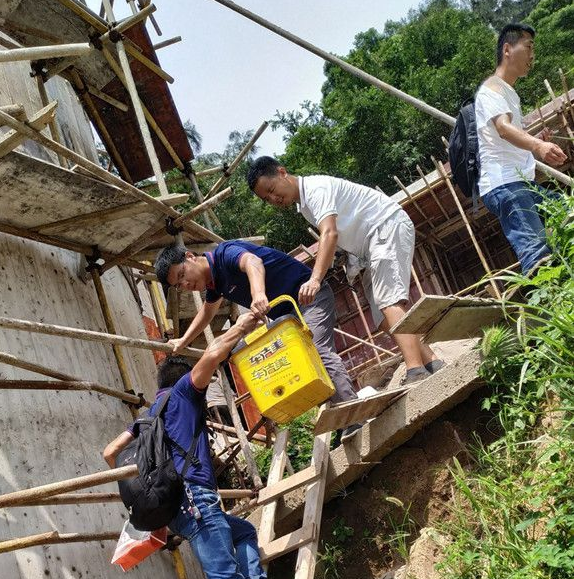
[0,315,203,358]
[101,46,184,170]
[204,121,269,199]
[0,221,154,273]
[209,0,572,187]
[68,69,133,180]
[9,492,122,506]
[0,43,93,63]
[558,69,574,125]
[333,327,393,356]
[87,84,129,112]
[415,165,449,219]
[188,171,218,230]
[0,531,119,555]
[0,380,146,406]
[433,157,501,299]
[0,104,26,120]
[0,465,138,508]
[101,186,232,272]
[0,108,181,218]
[0,102,58,159]
[91,267,138,417]
[207,420,268,443]
[102,0,170,197]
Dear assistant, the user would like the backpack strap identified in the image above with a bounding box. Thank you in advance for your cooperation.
[179,402,206,477]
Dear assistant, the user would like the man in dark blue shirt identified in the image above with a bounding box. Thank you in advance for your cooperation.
[104,312,267,579]
[155,241,360,441]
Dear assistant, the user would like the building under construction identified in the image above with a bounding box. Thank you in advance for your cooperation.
[0,1,572,578]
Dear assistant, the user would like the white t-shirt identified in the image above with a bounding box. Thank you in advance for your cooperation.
[297,175,402,257]
[475,76,535,195]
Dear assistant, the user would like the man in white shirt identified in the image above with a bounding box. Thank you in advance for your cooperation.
[475,23,566,273]
[248,158,442,385]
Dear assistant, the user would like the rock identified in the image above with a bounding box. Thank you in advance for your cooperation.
[401,527,448,579]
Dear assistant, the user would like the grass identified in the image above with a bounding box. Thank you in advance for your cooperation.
[437,188,574,579]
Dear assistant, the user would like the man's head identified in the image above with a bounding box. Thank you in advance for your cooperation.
[247,156,300,208]
[155,244,207,292]
[497,23,536,77]
[157,356,193,390]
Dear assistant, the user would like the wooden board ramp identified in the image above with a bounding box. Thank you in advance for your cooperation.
[314,388,409,435]
[256,418,331,577]
[390,294,511,342]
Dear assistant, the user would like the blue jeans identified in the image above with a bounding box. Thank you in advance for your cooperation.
[482,181,554,273]
[169,484,266,579]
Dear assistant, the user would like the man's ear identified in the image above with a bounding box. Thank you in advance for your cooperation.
[277,166,288,178]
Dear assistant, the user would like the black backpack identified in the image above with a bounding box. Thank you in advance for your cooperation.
[448,99,480,210]
[116,390,203,531]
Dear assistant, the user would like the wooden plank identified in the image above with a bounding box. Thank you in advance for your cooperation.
[258,430,289,551]
[425,304,507,343]
[294,431,331,578]
[314,389,408,435]
[390,294,502,335]
[389,294,456,335]
[259,523,315,564]
[258,464,321,507]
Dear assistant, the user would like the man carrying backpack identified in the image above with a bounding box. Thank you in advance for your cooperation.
[104,312,267,579]
[474,23,567,273]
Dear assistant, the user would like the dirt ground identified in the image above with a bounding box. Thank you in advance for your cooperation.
[269,384,498,578]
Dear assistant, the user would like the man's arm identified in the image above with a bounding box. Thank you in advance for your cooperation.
[191,312,258,389]
[169,298,223,354]
[238,252,269,318]
[299,215,338,306]
[103,431,134,468]
[493,114,567,166]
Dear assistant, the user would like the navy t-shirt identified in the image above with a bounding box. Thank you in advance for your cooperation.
[130,374,216,489]
[204,240,311,318]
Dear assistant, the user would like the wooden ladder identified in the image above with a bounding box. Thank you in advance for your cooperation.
[256,423,331,578]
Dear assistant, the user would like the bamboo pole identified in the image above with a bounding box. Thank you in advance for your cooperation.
[558,68,574,125]
[10,492,123,506]
[0,43,93,63]
[333,327,393,356]
[34,74,67,168]
[102,0,170,198]
[0,315,203,358]
[106,3,157,36]
[153,36,183,51]
[0,531,119,555]
[0,221,154,274]
[433,158,501,299]
[415,165,449,219]
[90,267,138,417]
[101,186,232,272]
[206,420,267,443]
[411,264,424,296]
[0,380,146,406]
[68,69,133,181]
[87,84,129,112]
[209,0,572,187]
[101,47,184,170]
[0,104,26,121]
[204,121,269,199]
[188,171,219,229]
[0,465,138,508]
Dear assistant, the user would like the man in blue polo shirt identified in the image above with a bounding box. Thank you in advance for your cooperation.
[154,240,361,441]
[104,313,266,579]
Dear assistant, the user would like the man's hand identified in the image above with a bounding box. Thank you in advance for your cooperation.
[298,277,321,306]
[250,292,269,319]
[535,127,553,142]
[168,337,188,355]
[534,140,567,166]
[235,311,259,335]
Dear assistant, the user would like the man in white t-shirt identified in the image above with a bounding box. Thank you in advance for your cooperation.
[475,23,566,273]
[248,158,442,385]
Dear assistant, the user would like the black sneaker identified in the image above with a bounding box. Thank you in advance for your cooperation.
[424,359,445,374]
[401,366,431,385]
[340,423,362,443]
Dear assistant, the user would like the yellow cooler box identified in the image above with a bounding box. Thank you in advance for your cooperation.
[230,295,335,424]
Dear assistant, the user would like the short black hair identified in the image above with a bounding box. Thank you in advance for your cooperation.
[497,23,535,66]
[155,243,186,286]
[247,156,282,191]
[157,356,193,390]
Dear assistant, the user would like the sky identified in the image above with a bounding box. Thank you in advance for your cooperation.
[87,0,423,157]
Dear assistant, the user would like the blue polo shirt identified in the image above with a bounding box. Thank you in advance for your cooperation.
[204,240,311,318]
[130,374,216,489]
